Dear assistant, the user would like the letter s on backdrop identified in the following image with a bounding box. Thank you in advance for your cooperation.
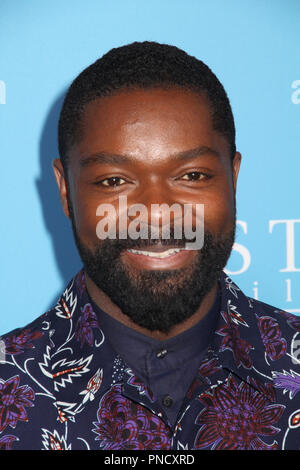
[225,220,251,275]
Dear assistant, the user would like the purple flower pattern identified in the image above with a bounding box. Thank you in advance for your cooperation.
[277,310,300,332]
[187,357,222,399]
[93,384,172,450]
[74,303,100,347]
[272,370,300,399]
[195,374,285,450]
[256,316,287,361]
[4,329,43,355]
[217,310,254,368]
[0,375,35,433]
[0,434,18,450]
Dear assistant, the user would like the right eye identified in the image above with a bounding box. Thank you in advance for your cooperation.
[96,177,127,187]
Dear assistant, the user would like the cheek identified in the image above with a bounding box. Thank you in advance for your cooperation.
[199,189,235,235]
[72,189,124,248]
[71,190,103,246]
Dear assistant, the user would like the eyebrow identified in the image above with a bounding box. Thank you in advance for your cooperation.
[79,145,220,168]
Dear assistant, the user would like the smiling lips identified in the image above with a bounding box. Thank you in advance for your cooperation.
[127,247,185,259]
[123,243,198,270]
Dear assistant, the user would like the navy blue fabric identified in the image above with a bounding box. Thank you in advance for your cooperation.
[1,269,300,450]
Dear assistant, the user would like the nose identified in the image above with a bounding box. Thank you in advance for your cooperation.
[126,183,184,239]
[133,177,178,209]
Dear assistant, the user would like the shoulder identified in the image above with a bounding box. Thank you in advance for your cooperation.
[0,271,84,362]
[245,295,300,335]
[244,296,300,373]
[220,272,300,369]
[1,309,53,358]
[0,306,58,385]
[220,272,300,338]
[0,278,77,386]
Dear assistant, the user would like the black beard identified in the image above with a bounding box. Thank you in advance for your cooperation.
[69,208,235,333]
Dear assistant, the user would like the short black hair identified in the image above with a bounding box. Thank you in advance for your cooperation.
[58,41,236,171]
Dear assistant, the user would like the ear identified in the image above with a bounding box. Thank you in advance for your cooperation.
[232,152,241,194]
[52,158,70,219]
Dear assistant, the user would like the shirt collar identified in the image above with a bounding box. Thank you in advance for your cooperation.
[88,285,221,383]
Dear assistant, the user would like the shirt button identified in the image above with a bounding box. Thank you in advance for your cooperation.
[162,394,173,408]
[156,348,167,359]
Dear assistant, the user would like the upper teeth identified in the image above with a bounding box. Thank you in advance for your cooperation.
[127,247,185,258]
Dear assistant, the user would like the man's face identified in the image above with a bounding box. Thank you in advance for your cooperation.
[54,88,241,333]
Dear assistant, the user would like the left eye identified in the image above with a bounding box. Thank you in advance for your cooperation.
[98,177,126,187]
[181,172,206,181]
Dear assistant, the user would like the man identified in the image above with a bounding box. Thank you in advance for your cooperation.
[1,41,300,451]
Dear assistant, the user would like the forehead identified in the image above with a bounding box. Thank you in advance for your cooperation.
[71,87,229,164]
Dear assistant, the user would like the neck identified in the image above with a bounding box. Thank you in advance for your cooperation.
[84,271,218,341]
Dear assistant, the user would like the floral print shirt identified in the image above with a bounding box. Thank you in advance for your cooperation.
[91,286,220,429]
[0,269,300,450]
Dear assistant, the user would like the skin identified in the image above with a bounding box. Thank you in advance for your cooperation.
[53,87,241,340]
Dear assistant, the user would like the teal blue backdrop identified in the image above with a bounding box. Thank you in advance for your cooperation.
[1,0,300,334]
